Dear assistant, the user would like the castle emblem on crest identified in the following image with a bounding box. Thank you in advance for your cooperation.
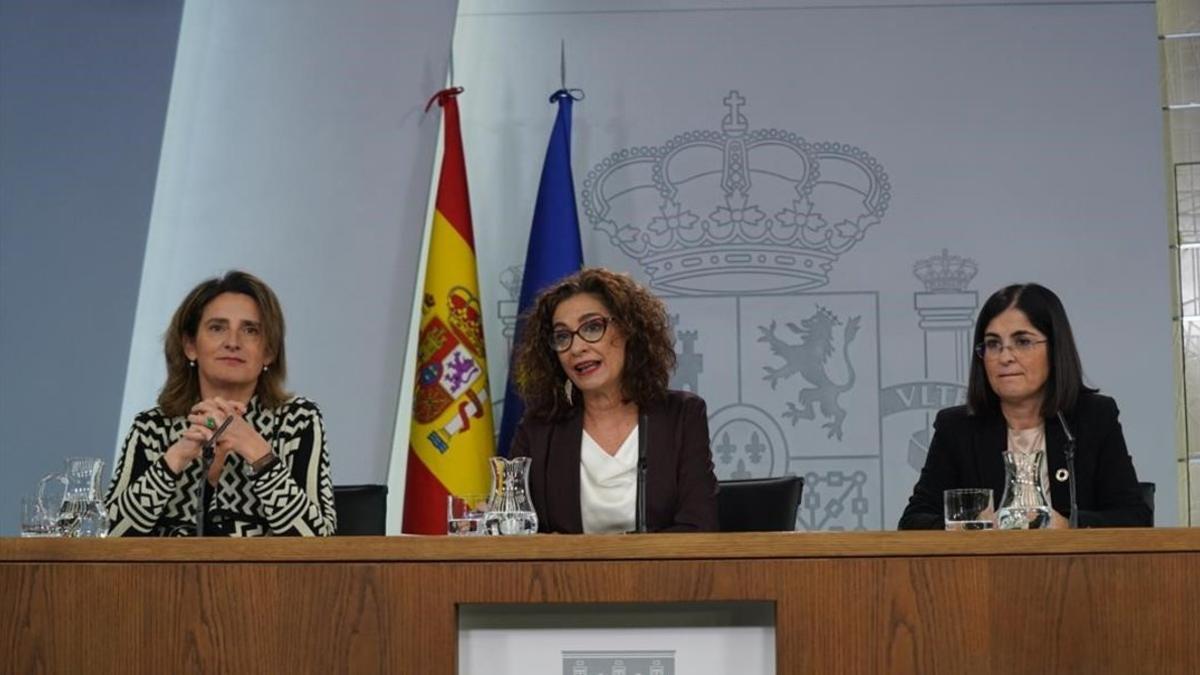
[414,287,489,452]
[582,90,891,294]
[759,307,861,440]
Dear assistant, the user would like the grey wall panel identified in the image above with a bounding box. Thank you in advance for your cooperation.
[116,0,458,496]
[450,0,1173,526]
[0,0,185,535]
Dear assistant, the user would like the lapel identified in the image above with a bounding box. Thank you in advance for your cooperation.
[1043,413,1070,514]
[638,399,664,528]
[546,408,584,533]
[974,413,1008,503]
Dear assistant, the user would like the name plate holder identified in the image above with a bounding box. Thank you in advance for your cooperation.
[457,601,776,675]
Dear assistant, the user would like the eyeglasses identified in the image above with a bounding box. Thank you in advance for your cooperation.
[974,335,1048,359]
[550,317,612,353]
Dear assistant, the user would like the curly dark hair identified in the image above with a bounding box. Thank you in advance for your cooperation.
[514,267,676,420]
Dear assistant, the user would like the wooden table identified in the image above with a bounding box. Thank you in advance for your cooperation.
[2,529,1198,674]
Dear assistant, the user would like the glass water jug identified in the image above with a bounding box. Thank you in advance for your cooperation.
[38,457,108,537]
[996,450,1051,530]
[483,456,538,535]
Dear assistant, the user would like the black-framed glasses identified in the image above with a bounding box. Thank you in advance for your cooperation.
[550,316,612,353]
[974,335,1048,359]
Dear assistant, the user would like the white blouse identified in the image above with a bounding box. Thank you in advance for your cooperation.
[579,426,639,534]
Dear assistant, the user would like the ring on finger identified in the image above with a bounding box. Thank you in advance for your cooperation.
[206,417,217,430]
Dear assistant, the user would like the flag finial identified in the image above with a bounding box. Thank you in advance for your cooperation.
[424,86,464,113]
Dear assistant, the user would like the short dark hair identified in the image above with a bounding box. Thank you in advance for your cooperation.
[513,267,676,421]
[158,270,289,416]
[966,283,1094,418]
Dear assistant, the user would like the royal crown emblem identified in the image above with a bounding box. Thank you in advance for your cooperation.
[913,248,978,293]
[446,285,486,357]
[582,91,891,294]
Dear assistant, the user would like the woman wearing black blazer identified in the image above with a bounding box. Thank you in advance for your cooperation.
[510,267,718,533]
[899,284,1149,530]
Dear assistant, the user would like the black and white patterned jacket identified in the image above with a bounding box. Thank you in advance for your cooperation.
[105,396,337,536]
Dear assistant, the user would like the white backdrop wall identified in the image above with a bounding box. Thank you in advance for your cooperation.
[118,0,458,488]
[445,0,1175,527]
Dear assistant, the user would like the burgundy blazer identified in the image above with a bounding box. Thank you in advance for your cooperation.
[510,389,719,533]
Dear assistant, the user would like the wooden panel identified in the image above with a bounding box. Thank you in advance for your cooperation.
[4,528,1200,563]
[2,531,1199,674]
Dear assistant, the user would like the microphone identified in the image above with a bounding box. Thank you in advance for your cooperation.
[1055,411,1079,529]
[635,412,648,533]
[195,415,234,537]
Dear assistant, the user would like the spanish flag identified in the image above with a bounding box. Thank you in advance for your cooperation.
[402,88,495,534]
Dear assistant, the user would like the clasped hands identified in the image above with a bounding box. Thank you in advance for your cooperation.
[163,397,271,476]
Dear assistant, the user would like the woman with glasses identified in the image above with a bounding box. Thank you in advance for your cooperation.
[509,267,718,533]
[898,283,1149,529]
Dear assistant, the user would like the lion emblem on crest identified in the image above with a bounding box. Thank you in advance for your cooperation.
[758,307,861,440]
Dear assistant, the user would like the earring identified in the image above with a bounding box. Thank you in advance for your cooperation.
[564,379,574,405]
[188,360,196,368]
[263,365,269,373]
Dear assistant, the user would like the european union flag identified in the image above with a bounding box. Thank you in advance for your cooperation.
[497,89,585,456]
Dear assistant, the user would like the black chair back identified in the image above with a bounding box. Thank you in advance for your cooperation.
[717,475,804,532]
[1138,481,1155,526]
[333,484,388,535]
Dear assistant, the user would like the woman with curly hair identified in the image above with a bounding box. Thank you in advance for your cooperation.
[510,267,718,533]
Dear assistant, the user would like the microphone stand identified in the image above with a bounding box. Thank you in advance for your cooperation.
[1056,411,1079,529]
[195,446,214,537]
[195,416,233,537]
[635,412,648,533]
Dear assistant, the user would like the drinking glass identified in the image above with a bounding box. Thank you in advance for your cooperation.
[20,496,57,537]
[447,493,488,536]
[944,488,995,530]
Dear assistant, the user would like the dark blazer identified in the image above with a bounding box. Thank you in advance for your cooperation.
[898,392,1150,530]
[510,389,719,533]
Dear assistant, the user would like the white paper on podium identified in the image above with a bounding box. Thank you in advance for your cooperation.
[459,625,774,675]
